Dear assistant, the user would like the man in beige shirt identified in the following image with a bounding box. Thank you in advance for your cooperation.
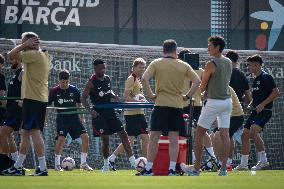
[187,36,232,176]
[108,58,149,170]
[139,39,200,176]
[2,32,51,176]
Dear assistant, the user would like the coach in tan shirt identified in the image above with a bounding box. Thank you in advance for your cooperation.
[139,39,200,176]
[2,32,51,176]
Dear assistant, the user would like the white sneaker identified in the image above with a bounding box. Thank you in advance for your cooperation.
[180,163,200,176]
[54,165,63,171]
[129,156,136,168]
[102,165,110,173]
[234,164,249,171]
[251,161,269,171]
[80,163,93,171]
[130,160,136,168]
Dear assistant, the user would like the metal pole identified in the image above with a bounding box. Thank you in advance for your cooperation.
[132,0,138,45]
[227,0,232,48]
[17,1,23,39]
[114,0,119,44]
[244,0,250,49]
[0,5,2,37]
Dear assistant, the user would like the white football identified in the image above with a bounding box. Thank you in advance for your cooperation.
[61,157,76,171]
[133,94,147,102]
[135,157,147,172]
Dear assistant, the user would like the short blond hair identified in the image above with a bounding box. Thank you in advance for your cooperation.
[21,32,39,40]
[132,58,146,68]
[0,54,4,64]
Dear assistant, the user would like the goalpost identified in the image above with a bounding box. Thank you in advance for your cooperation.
[0,39,283,170]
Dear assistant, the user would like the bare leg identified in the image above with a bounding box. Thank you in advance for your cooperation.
[219,128,230,170]
[147,131,162,163]
[19,130,31,155]
[140,134,149,158]
[117,130,133,157]
[229,138,235,160]
[212,131,222,158]
[30,129,45,157]
[0,126,15,153]
[101,135,109,159]
[80,133,89,153]
[203,132,212,148]
[55,136,65,156]
[250,125,265,152]
[241,128,250,155]
[14,130,31,168]
[194,126,207,170]
[168,131,179,162]
[112,136,135,157]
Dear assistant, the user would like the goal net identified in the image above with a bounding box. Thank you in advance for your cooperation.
[0,39,283,170]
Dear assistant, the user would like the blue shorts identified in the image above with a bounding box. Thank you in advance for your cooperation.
[244,110,272,130]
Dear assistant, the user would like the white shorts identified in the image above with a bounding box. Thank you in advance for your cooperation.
[197,98,232,129]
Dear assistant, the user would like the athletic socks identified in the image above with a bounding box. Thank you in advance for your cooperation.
[55,154,61,166]
[129,155,136,167]
[206,147,216,158]
[81,152,88,164]
[10,151,19,162]
[14,153,26,168]
[104,158,109,166]
[109,154,117,162]
[38,156,47,171]
[258,151,268,163]
[145,161,153,171]
[169,161,176,171]
[227,158,232,165]
[240,155,249,166]
[192,151,196,163]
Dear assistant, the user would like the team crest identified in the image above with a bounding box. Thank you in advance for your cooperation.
[99,91,104,97]
[58,99,64,104]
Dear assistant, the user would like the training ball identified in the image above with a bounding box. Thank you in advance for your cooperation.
[135,157,147,172]
[251,170,256,176]
[61,157,76,171]
[133,94,147,102]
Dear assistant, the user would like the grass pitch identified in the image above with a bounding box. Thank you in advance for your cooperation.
[0,170,283,189]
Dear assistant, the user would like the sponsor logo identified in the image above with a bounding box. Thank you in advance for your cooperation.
[1,0,100,30]
[50,54,81,72]
[58,98,74,104]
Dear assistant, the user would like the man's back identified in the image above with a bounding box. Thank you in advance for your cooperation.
[147,57,197,108]
[21,50,51,102]
[182,68,204,107]
[206,56,232,99]
[230,68,249,102]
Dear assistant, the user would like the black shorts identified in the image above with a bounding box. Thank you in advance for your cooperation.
[56,117,86,139]
[174,106,194,137]
[22,99,47,131]
[92,113,124,137]
[193,106,202,122]
[151,106,184,132]
[182,105,201,121]
[244,110,272,130]
[125,114,148,136]
[0,108,6,125]
[3,109,23,131]
[229,115,244,138]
